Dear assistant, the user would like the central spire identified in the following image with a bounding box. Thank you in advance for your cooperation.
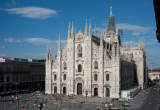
[107,6,116,33]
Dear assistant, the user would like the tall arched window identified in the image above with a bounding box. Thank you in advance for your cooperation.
[63,74,66,81]
[63,62,67,70]
[77,44,82,57]
[106,88,110,97]
[106,74,109,81]
[54,74,57,81]
[54,86,57,94]
[78,64,82,72]
[94,61,98,69]
[94,74,98,81]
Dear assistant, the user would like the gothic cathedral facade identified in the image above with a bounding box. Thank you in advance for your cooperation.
[45,7,147,98]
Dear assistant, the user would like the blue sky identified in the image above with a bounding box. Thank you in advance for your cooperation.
[0,0,159,69]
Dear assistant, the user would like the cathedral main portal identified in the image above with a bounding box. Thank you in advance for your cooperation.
[77,83,82,95]
[94,88,98,96]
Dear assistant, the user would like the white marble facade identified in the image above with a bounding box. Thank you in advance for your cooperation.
[45,7,147,98]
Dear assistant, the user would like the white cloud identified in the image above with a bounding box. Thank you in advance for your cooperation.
[96,27,105,33]
[96,23,151,37]
[25,38,52,45]
[0,53,6,57]
[4,37,66,45]
[4,37,21,43]
[4,37,14,42]
[25,38,66,45]
[116,23,151,36]
[5,7,57,19]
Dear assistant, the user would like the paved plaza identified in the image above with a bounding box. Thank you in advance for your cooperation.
[0,84,160,110]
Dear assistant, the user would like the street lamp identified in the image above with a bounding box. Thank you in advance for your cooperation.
[85,90,88,103]
[34,101,45,110]
[15,96,20,110]
[122,99,130,110]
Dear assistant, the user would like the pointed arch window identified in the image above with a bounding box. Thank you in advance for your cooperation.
[54,74,57,81]
[94,61,98,69]
[94,74,98,81]
[63,74,66,81]
[106,74,109,81]
[78,64,82,72]
[77,44,82,57]
[106,88,110,97]
[54,86,57,94]
[63,62,67,70]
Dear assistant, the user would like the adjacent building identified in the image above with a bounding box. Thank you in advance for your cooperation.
[148,69,160,80]
[45,7,147,98]
[0,57,45,95]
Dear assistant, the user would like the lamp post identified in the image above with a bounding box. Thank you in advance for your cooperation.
[122,99,129,110]
[15,96,20,110]
[85,90,88,103]
[33,93,46,110]
[34,101,45,110]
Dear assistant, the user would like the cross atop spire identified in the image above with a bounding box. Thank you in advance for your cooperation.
[110,6,112,16]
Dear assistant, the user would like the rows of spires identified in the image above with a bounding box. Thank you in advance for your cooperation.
[46,6,115,59]
[68,20,93,39]
[68,6,115,39]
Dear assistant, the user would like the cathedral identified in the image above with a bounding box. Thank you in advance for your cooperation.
[45,7,147,98]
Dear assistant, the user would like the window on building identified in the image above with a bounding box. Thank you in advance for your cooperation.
[77,44,82,57]
[63,62,67,70]
[94,61,98,69]
[106,74,109,81]
[54,74,57,81]
[54,86,57,94]
[78,64,82,72]
[94,74,98,81]
[106,88,110,97]
[63,74,66,81]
